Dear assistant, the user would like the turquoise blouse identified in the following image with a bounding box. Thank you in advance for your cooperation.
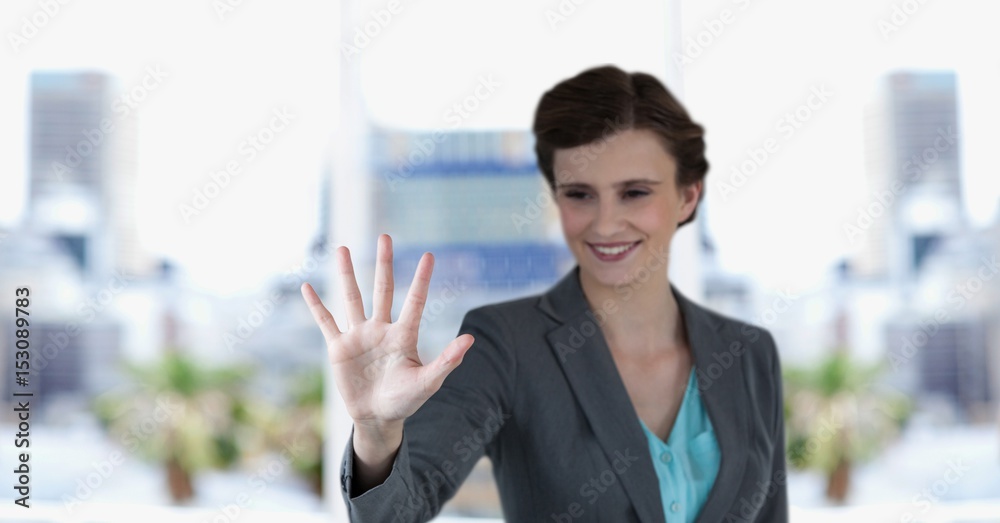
[638,367,721,523]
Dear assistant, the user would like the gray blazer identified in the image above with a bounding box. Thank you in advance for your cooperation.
[340,265,788,522]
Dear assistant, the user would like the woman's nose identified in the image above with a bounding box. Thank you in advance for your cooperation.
[592,199,625,236]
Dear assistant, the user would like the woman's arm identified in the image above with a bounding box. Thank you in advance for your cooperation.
[300,235,500,521]
[754,330,789,522]
[350,419,404,496]
[340,305,516,522]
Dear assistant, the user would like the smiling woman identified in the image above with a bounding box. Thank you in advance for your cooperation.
[548,127,697,293]
[303,64,787,523]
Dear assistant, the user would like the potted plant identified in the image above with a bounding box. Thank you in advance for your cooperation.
[265,367,325,496]
[783,349,912,504]
[93,348,258,503]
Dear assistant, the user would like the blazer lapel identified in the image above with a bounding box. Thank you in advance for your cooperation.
[539,266,751,523]
[677,288,751,523]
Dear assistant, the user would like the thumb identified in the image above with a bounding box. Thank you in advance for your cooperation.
[419,334,475,396]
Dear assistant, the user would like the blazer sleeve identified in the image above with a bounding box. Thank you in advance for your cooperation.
[339,306,516,523]
[754,330,789,522]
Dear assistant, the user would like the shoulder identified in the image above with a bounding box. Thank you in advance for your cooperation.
[699,303,780,371]
[454,294,547,369]
[461,293,547,333]
[693,303,783,403]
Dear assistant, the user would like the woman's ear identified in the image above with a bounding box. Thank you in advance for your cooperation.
[678,180,703,222]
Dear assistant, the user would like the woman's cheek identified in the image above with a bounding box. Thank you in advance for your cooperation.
[558,206,584,238]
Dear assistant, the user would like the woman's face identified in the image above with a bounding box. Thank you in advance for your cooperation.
[552,128,701,291]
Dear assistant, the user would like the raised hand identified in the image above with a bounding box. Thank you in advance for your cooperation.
[300,234,475,432]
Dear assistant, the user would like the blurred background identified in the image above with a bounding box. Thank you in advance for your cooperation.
[1,0,998,521]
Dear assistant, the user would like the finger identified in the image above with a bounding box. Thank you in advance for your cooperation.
[419,334,475,396]
[397,252,433,333]
[336,246,367,327]
[300,282,340,345]
[372,234,394,323]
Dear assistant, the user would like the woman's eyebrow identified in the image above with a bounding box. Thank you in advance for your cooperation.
[555,178,663,189]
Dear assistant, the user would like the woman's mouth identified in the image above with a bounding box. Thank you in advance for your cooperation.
[587,241,641,262]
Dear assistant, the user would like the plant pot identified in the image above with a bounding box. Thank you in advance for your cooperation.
[825,457,851,504]
[166,455,194,503]
[309,471,323,497]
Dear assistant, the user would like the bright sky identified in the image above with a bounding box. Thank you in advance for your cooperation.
[2,0,998,295]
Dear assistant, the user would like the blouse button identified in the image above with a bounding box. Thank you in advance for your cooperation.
[660,451,672,464]
[671,501,680,513]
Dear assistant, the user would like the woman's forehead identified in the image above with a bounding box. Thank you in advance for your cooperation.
[552,130,678,185]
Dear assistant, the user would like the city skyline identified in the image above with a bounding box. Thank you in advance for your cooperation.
[1,2,998,519]
[1,0,998,299]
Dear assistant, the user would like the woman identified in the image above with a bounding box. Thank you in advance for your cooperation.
[301,65,787,522]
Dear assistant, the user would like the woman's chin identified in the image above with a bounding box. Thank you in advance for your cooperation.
[580,263,633,289]
[579,255,669,292]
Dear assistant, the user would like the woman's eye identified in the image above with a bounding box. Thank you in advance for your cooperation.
[624,189,649,199]
[564,191,589,200]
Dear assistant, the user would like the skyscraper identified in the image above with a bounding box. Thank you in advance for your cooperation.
[11,71,150,411]
[370,128,573,293]
[28,71,149,281]
[860,71,993,420]
[893,72,963,281]
[887,72,962,200]
[857,71,965,282]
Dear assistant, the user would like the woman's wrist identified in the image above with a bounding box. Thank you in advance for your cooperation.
[352,419,404,492]
[354,418,404,446]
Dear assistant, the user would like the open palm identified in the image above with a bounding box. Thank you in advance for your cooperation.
[300,234,475,429]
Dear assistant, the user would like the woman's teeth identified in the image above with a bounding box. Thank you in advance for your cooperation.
[593,242,637,255]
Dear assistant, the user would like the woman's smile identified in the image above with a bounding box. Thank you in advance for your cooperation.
[587,240,642,262]
[552,128,701,290]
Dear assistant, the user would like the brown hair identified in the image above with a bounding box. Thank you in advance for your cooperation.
[531,65,708,228]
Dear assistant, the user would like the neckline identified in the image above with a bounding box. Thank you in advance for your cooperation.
[639,367,697,446]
